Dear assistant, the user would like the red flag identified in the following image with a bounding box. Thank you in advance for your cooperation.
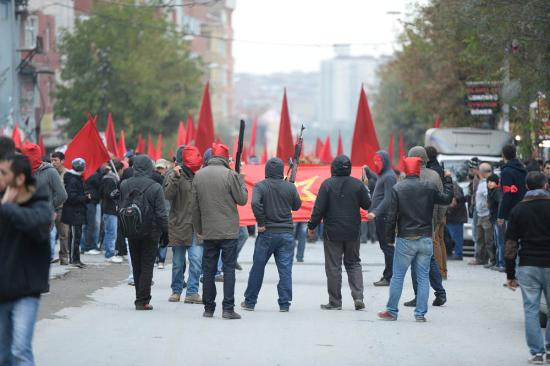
[388,133,395,167]
[147,134,156,159]
[337,131,344,156]
[351,86,380,167]
[195,83,215,153]
[105,113,119,157]
[177,120,186,147]
[38,135,45,156]
[135,133,145,154]
[276,89,294,162]
[261,142,268,164]
[185,115,195,145]
[434,114,440,128]
[397,129,406,172]
[64,117,110,179]
[118,129,127,156]
[169,148,174,160]
[156,134,163,159]
[319,136,333,163]
[248,118,257,157]
[315,137,323,158]
[12,125,22,149]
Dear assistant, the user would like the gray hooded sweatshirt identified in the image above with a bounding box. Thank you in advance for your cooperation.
[370,150,397,216]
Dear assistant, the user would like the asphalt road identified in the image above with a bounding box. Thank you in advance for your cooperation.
[34,239,527,366]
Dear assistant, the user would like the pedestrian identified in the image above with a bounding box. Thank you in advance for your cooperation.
[543,160,550,186]
[307,155,371,311]
[192,143,248,319]
[21,143,68,263]
[487,173,505,272]
[504,171,550,364]
[446,180,467,260]
[367,150,397,287]
[468,157,481,254]
[119,155,168,310]
[469,162,496,267]
[498,144,527,227]
[294,222,307,262]
[0,153,53,366]
[100,161,124,263]
[241,158,302,312]
[164,145,204,305]
[378,157,453,322]
[50,151,71,265]
[153,159,170,269]
[82,168,103,254]
[61,158,90,268]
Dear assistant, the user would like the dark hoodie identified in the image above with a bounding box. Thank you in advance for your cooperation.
[371,150,397,216]
[308,155,371,241]
[251,158,301,232]
[119,155,168,238]
[498,158,527,220]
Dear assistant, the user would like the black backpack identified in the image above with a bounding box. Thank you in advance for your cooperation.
[118,181,155,238]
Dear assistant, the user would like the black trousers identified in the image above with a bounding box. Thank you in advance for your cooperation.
[202,239,238,312]
[323,239,364,306]
[128,236,157,306]
[68,225,82,264]
[375,215,394,280]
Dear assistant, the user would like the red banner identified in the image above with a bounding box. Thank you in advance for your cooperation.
[238,164,368,226]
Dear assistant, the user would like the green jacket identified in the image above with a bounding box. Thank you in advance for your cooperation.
[164,167,195,246]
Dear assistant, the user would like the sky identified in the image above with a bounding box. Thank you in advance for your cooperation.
[232,0,423,75]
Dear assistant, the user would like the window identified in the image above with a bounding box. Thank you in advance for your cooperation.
[24,16,38,49]
[181,15,200,36]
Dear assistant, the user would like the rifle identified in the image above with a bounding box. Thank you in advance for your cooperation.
[286,124,305,183]
[235,119,246,174]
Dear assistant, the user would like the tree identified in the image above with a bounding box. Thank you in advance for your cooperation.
[55,1,203,143]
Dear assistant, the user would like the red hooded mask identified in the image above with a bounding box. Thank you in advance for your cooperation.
[403,157,422,177]
[182,146,203,173]
[21,142,43,174]
[211,143,230,160]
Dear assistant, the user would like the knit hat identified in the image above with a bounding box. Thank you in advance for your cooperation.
[487,173,499,185]
[203,148,212,166]
[72,158,86,173]
[212,143,230,159]
[468,157,480,169]
[408,146,428,163]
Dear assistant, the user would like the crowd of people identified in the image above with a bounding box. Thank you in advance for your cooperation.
[1,133,550,364]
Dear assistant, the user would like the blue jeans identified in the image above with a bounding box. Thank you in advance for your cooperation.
[171,238,203,295]
[446,223,464,257]
[102,214,117,258]
[387,237,433,317]
[158,247,167,263]
[411,255,446,298]
[517,266,550,355]
[294,222,307,261]
[244,231,294,309]
[0,297,40,366]
[81,203,100,251]
[494,223,505,268]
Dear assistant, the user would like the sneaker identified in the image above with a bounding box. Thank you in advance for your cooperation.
[528,354,544,364]
[240,302,254,311]
[222,310,242,320]
[158,263,164,269]
[377,310,397,321]
[468,260,485,266]
[85,249,101,255]
[432,296,447,306]
[279,307,290,312]
[50,258,60,264]
[235,262,243,271]
[354,299,365,311]
[60,260,69,266]
[404,298,416,307]
[320,303,342,310]
[483,263,495,269]
[135,304,153,311]
[215,274,224,282]
[168,293,181,302]
[71,261,86,268]
[296,259,304,263]
[373,277,390,287]
[415,315,427,322]
[128,280,135,286]
[107,256,123,263]
[203,311,214,318]
[184,293,203,304]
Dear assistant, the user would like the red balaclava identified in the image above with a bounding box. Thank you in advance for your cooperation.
[182,146,203,173]
[373,153,384,175]
[21,142,43,174]
[211,143,230,160]
[403,157,422,177]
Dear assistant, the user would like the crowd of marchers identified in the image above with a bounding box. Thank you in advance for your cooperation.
[1,135,550,365]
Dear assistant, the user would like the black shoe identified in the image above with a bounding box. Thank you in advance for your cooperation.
[320,303,342,310]
[135,304,153,311]
[432,296,447,306]
[240,302,254,311]
[373,278,390,287]
[71,261,86,268]
[528,353,544,364]
[354,299,365,310]
[235,262,243,271]
[404,298,416,307]
[222,310,241,319]
[279,307,290,312]
[203,311,214,318]
[215,275,224,282]
[483,263,495,269]
[449,255,463,261]
[296,258,304,263]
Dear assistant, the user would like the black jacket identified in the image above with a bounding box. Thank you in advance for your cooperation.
[427,158,444,179]
[488,186,502,224]
[0,184,53,301]
[119,155,168,238]
[85,170,103,204]
[61,170,89,226]
[446,182,468,224]
[152,171,164,185]
[370,150,397,216]
[506,195,550,280]
[308,155,371,241]
[252,158,302,232]
[498,159,527,220]
[100,172,119,216]
[386,175,454,243]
